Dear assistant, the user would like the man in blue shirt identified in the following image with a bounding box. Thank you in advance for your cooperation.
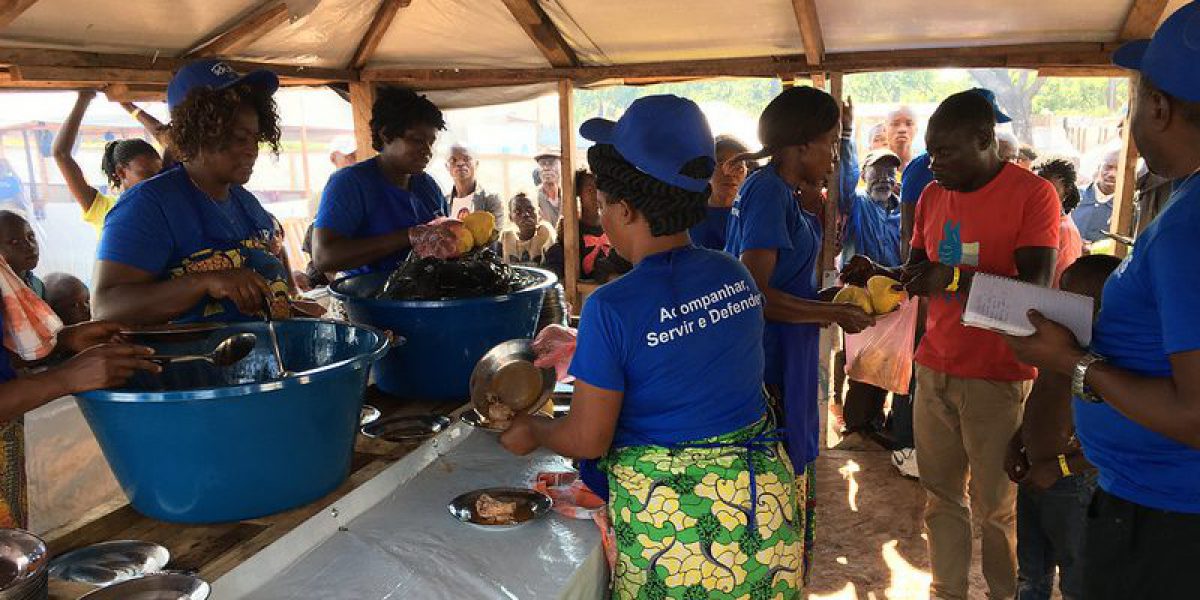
[312,87,447,277]
[1006,4,1200,597]
[1071,147,1119,245]
[840,149,902,268]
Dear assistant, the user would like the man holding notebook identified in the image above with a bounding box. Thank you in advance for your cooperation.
[901,91,1060,600]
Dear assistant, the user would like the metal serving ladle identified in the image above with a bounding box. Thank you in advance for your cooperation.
[150,333,257,367]
[262,295,291,377]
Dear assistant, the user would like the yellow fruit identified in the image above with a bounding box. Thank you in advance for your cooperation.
[833,285,873,314]
[867,275,907,314]
[454,226,475,255]
[463,211,496,248]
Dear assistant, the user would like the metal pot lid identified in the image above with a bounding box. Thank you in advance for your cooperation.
[360,404,382,425]
[469,339,555,419]
[360,414,451,442]
[48,540,169,587]
[447,487,553,530]
[0,529,48,593]
[78,572,210,600]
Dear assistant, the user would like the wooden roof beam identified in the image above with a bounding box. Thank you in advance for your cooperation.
[0,0,38,29]
[186,1,291,58]
[0,46,351,83]
[500,0,579,67]
[790,0,825,66]
[350,0,411,69]
[1119,0,1170,41]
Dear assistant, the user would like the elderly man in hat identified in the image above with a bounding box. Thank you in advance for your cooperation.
[534,148,563,226]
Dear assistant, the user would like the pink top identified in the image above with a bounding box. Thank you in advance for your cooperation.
[1055,214,1084,288]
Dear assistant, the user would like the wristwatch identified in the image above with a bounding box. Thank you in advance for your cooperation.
[1072,352,1105,403]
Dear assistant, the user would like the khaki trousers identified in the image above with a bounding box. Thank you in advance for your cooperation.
[914,364,1031,600]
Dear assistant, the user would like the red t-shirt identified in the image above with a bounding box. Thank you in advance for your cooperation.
[1054,215,1083,288]
[911,163,1061,381]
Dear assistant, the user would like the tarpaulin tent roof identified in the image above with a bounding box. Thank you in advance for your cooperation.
[0,0,1177,98]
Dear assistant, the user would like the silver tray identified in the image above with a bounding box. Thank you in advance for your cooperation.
[447,487,553,530]
[48,540,169,587]
[360,415,451,442]
[459,410,506,433]
[79,572,209,599]
[469,339,555,419]
[0,528,48,599]
[359,404,381,425]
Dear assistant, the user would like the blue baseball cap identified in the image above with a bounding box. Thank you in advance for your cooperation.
[1113,1,1200,101]
[167,59,280,112]
[579,95,715,193]
[967,88,1012,124]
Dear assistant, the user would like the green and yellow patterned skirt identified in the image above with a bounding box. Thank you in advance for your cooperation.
[601,419,804,600]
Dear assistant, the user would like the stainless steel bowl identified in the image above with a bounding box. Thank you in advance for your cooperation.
[360,415,451,442]
[359,404,382,425]
[78,573,209,599]
[447,487,553,530]
[48,540,169,587]
[0,529,48,599]
[469,339,555,419]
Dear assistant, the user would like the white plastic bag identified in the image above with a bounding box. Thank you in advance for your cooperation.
[844,299,918,395]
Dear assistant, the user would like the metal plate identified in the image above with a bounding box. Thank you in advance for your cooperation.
[0,528,48,596]
[48,540,169,587]
[359,404,381,426]
[78,573,210,599]
[459,410,506,433]
[360,415,451,442]
[447,487,553,530]
[120,323,225,344]
[469,339,555,419]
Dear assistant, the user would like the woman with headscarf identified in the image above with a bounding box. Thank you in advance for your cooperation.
[725,87,876,576]
[500,95,803,599]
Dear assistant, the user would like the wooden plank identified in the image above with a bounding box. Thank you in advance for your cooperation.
[1037,66,1130,78]
[0,47,351,83]
[0,0,38,29]
[820,72,843,275]
[186,1,291,58]
[500,0,578,68]
[1111,86,1139,258]
[1119,0,1170,41]
[12,65,171,84]
[349,81,377,161]
[350,0,411,70]
[101,83,166,102]
[790,0,825,66]
[558,79,580,312]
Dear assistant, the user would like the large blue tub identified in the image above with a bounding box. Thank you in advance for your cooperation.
[76,319,388,524]
[331,267,555,401]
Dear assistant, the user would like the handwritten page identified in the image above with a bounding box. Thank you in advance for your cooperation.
[962,273,1095,346]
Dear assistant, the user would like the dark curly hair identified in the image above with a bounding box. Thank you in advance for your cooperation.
[100,139,159,189]
[168,84,281,162]
[587,143,711,237]
[370,86,446,152]
[1033,157,1082,214]
[744,86,840,160]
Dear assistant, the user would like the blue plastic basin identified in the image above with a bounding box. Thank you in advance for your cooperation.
[76,319,388,524]
[330,267,554,401]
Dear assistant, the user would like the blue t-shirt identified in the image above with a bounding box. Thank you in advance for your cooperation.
[841,194,902,267]
[724,163,824,466]
[1075,176,1200,513]
[97,165,291,323]
[0,314,14,385]
[689,206,731,251]
[900,153,934,205]
[314,158,446,276]
[568,246,767,448]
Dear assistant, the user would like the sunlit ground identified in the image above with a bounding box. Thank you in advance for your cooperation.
[807,539,932,600]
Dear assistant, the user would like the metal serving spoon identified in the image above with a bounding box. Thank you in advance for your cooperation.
[150,333,257,367]
[262,295,291,377]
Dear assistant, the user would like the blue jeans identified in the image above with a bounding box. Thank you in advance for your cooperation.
[1017,471,1098,600]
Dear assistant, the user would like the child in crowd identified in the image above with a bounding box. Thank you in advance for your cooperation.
[545,170,631,283]
[1033,158,1085,288]
[42,273,90,326]
[501,192,555,266]
[0,211,42,299]
[1006,254,1122,600]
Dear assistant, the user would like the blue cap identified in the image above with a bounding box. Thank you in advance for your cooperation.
[579,95,715,193]
[967,88,1012,124]
[167,59,280,112]
[1114,1,1200,102]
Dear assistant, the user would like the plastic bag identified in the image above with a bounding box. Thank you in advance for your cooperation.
[532,324,577,382]
[845,299,918,394]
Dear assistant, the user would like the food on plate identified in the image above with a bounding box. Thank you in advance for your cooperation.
[486,398,515,429]
[833,285,874,314]
[475,493,518,524]
[866,275,907,314]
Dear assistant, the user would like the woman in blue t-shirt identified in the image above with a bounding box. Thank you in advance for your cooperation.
[500,95,804,599]
[725,87,876,571]
[311,87,448,276]
[94,60,290,324]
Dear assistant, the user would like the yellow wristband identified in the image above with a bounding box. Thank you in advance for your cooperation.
[1058,454,1072,478]
[945,266,961,293]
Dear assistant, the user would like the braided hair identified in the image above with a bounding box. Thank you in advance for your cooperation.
[1033,157,1082,214]
[586,143,711,237]
[100,139,159,189]
[370,86,446,152]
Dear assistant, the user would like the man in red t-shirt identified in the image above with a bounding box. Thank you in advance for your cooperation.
[904,92,1060,600]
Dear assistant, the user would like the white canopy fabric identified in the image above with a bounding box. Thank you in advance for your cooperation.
[0,0,1170,70]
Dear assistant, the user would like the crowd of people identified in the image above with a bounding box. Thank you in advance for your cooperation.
[0,3,1197,599]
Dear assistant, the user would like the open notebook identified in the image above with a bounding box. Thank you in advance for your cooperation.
[962,273,1095,346]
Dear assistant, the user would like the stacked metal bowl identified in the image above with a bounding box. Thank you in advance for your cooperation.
[0,529,48,600]
[537,283,569,332]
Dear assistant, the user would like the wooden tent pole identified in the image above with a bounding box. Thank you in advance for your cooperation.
[348,82,377,161]
[558,79,580,312]
[819,72,845,439]
[1111,76,1139,258]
